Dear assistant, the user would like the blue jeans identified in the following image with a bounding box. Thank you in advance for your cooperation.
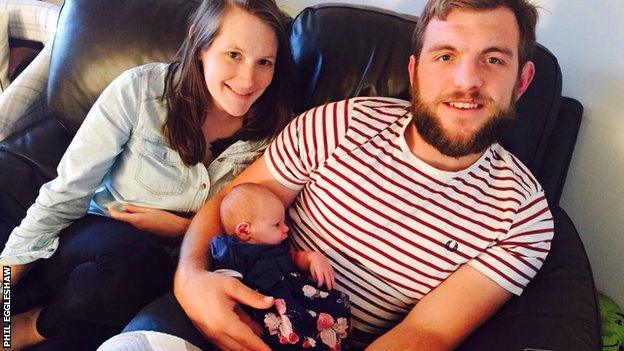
[123,290,215,350]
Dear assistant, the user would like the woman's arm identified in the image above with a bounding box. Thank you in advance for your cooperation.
[174,155,300,351]
[0,69,141,265]
[108,204,191,239]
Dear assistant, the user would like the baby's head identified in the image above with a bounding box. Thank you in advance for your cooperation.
[220,183,289,245]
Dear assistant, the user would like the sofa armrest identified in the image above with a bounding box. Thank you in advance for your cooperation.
[538,97,583,206]
[0,115,70,242]
[458,206,600,351]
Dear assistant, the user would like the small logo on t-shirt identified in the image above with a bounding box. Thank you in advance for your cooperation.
[444,240,459,253]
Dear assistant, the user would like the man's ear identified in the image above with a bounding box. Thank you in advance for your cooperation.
[408,54,418,87]
[235,222,251,242]
[514,60,535,100]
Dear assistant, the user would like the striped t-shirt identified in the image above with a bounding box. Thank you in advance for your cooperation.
[264,97,553,344]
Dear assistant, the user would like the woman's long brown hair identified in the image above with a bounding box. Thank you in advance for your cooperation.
[162,0,294,166]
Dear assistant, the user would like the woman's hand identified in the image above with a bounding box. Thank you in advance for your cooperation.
[307,251,336,290]
[174,268,274,351]
[1,263,33,287]
[108,204,190,237]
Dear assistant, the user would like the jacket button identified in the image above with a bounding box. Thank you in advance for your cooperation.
[201,183,207,189]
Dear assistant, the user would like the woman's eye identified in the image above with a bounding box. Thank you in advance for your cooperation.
[227,51,240,59]
[259,59,274,67]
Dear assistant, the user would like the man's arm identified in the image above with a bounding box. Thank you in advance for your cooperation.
[368,187,552,351]
[174,155,300,351]
[177,155,300,272]
[366,264,512,351]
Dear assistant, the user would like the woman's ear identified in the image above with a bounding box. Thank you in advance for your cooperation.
[235,222,251,242]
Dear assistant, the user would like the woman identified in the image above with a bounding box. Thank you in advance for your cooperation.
[0,0,293,349]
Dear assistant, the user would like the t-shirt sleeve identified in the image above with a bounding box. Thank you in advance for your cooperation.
[468,191,554,295]
[264,100,351,190]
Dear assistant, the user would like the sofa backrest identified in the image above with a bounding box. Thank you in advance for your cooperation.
[48,0,201,133]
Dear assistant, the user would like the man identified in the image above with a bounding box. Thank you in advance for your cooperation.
[174,0,553,350]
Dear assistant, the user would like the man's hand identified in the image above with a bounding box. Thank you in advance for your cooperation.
[297,251,335,290]
[174,156,301,350]
[109,204,190,237]
[174,269,274,351]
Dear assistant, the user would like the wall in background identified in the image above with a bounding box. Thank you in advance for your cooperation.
[279,0,624,307]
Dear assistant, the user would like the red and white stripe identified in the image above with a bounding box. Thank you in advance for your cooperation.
[265,97,553,343]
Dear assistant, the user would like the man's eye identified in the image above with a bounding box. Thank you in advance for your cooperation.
[487,57,503,65]
[274,223,280,227]
[437,54,452,61]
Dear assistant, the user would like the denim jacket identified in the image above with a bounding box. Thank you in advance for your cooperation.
[0,63,268,265]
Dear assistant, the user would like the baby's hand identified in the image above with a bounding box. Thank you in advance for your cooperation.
[308,252,335,290]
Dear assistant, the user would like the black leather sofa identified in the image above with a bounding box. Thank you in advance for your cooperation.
[0,0,600,350]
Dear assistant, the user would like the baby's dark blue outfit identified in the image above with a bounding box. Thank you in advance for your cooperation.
[211,235,351,350]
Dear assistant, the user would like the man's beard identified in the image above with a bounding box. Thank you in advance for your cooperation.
[410,89,516,158]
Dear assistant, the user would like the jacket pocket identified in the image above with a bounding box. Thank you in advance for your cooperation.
[136,139,189,195]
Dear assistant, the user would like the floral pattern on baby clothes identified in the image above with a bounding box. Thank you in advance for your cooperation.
[302,284,330,299]
[317,313,349,351]
[264,299,300,345]
[302,336,317,348]
[210,238,351,350]
[258,272,350,350]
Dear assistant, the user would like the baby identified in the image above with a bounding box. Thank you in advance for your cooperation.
[212,183,350,350]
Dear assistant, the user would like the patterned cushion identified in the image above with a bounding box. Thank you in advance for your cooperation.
[0,0,59,140]
[2,0,58,44]
[0,10,9,91]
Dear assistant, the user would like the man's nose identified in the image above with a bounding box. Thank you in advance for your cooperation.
[453,59,484,91]
[282,224,289,234]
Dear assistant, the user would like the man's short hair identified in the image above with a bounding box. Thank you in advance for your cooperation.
[412,0,539,66]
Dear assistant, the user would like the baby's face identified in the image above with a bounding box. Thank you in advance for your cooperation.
[248,203,289,245]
